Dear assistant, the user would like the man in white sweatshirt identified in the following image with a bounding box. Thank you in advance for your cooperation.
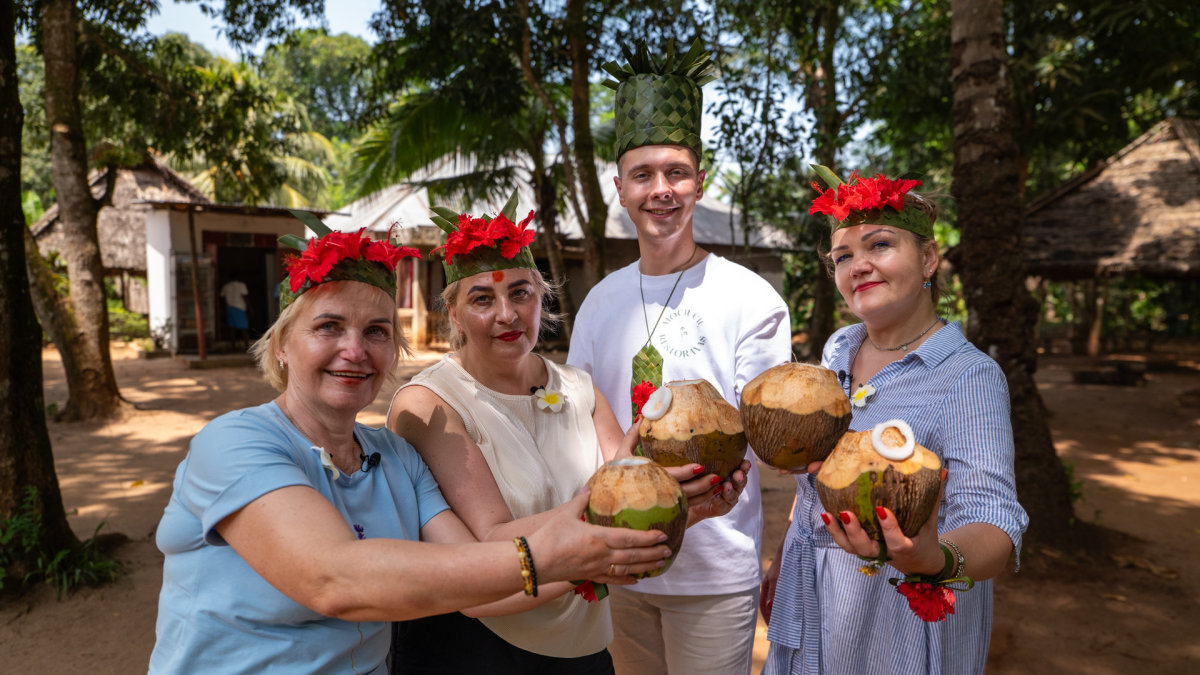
[567,41,792,675]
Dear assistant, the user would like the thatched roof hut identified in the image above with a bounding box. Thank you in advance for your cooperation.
[31,154,210,275]
[1023,117,1200,280]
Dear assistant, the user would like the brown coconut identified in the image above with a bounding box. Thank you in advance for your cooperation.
[740,363,852,470]
[815,423,941,540]
[586,457,688,578]
[638,379,747,479]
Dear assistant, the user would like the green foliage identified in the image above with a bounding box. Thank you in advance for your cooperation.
[258,28,380,141]
[0,488,122,597]
[21,191,44,226]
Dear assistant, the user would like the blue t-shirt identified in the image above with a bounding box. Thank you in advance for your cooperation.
[150,401,449,674]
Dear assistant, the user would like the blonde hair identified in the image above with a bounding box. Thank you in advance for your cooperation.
[251,281,412,392]
[440,270,562,351]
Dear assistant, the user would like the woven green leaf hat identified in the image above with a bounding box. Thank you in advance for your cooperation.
[602,39,717,160]
[429,190,539,285]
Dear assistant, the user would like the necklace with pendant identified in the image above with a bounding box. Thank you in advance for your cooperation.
[866,316,942,352]
[630,244,697,417]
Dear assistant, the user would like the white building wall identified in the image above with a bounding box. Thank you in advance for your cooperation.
[145,209,175,350]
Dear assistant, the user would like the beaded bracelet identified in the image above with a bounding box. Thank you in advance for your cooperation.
[513,536,538,597]
[938,537,966,579]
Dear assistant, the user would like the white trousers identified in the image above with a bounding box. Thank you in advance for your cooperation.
[607,586,760,675]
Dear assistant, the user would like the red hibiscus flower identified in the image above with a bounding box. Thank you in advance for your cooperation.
[365,239,420,267]
[631,380,657,419]
[895,581,956,622]
[572,580,608,602]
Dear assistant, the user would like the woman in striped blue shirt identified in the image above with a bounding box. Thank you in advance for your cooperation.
[760,168,1029,674]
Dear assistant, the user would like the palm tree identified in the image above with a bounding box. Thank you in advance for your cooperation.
[351,83,579,329]
[169,59,334,208]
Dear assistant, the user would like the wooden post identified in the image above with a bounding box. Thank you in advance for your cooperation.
[187,207,207,360]
[1086,279,1106,358]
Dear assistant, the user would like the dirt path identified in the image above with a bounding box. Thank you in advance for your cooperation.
[3,345,1199,673]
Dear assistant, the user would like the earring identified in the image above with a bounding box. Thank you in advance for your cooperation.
[278,358,286,369]
[923,281,932,289]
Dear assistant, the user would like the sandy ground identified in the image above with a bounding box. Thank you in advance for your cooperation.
[3,343,1199,673]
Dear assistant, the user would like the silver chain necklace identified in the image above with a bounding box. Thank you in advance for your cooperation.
[866,317,941,352]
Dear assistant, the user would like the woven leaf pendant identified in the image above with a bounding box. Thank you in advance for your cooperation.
[631,343,663,418]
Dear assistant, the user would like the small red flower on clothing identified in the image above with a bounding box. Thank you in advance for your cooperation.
[286,228,420,292]
[572,580,608,602]
[631,380,657,419]
[895,581,956,622]
[809,172,923,221]
[433,210,536,264]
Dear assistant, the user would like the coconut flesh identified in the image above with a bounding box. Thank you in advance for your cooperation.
[739,362,851,470]
[638,379,748,479]
[586,457,688,578]
[815,421,941,540]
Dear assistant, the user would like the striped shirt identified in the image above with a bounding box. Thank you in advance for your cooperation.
[764,321,1029,675]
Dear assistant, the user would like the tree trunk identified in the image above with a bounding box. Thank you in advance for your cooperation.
[533,168,574,337]
[566,0,607,288]
[1,0,80,588]
[802,7,841,359]
[950,0,1074,546]
[42,0,124,421]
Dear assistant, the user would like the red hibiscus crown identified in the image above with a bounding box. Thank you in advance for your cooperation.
[431,210,536,265]
[809,170,923,222]
[284,228,421,294]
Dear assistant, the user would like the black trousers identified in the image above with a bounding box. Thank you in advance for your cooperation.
[388,612,614,675]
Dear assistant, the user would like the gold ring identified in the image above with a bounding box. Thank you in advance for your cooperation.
[609,563,617,576]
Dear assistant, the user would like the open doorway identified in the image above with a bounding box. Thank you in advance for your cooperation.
[215,245,276,349]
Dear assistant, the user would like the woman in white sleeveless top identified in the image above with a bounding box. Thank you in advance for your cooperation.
[386,199,747,674]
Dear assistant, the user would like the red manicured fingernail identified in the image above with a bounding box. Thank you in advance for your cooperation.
[840,512,852,525]
[580,514,586,521]
[710,475,721,486]
[713,486,723,495]
[820,513,831,526]
[692,465,704,475]
[875,506,888,521]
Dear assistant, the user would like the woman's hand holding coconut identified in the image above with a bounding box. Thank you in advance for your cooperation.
[523,490,674,585]
[615,422,751,526]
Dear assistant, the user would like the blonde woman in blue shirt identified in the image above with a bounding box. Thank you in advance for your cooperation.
[760,168,1029,674]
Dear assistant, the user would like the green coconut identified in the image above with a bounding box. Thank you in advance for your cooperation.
[585,457,688,578]
[638,379,747,479]
[740,363,851,470]
[815,421,941,541]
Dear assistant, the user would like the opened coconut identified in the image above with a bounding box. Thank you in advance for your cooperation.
[638,379,747,479]
[740,363,851,470]
[815,419,941,540]
[586,457,688,578]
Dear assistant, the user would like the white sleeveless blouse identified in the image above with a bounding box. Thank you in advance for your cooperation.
[397,353,611,657]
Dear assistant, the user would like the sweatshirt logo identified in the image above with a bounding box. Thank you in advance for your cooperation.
[655,309,707,359]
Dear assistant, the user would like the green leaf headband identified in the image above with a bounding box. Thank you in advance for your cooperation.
[602,39,716,160]
[808,165,932,239]
[277,210,421,311]
[429,190,538,285]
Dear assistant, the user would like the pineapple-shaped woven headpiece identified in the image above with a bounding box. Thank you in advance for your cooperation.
[429,190,539,285]
[602,39,717,160]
